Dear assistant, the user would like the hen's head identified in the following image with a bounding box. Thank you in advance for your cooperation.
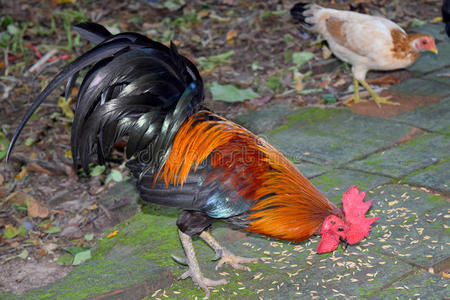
[412,34,437,54]
[317,186,379,254]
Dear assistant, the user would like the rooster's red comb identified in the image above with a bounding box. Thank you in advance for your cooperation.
[343,186,379,244]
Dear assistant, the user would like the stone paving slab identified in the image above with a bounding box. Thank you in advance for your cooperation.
[380,205,450,267]
[311,168,392,203]
[424,67,450,86]
[365,185,449,266]
[267,108,414,166]
[295,162,331,178]
[232,104,291,134]
[376,270,449,300]
[389,77,450,98]
[347,133,450,178]
[391,96,450,133]
[403,158,450,193]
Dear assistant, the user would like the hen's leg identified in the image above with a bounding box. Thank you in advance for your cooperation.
[344,77,366,105]
[199,231,260,271]
[176,229,228,299]
[360,80,399,107]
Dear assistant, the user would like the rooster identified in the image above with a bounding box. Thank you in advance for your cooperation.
[7,23,378,298]
[291,2,438,107]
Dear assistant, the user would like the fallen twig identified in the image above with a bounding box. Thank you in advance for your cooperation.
[437,73,450,77]
[24,48,58,77]
[9,152,74,177]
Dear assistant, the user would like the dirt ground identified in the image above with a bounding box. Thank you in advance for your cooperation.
[0,0,444,295]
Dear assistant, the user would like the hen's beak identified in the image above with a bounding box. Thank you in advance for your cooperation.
[430,48,438,54]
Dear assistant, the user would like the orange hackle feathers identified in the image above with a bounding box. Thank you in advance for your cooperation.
[155,110,256,188]
[156,110,342,242]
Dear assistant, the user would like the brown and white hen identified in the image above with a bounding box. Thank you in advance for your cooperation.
[291,2,438,107]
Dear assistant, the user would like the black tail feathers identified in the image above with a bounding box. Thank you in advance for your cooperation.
[290,2,312,26]
[7,23,204,175]
[443,0,450,37]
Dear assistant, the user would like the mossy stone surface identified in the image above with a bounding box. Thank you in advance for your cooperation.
[348,133,450,178]
[392,96,450,134]
[403,158,450,193]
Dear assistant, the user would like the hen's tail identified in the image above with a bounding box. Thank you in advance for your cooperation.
[7,22,204,175]
[290,2,323,31]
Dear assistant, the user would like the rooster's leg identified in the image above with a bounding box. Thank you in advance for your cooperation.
[359,80,399,107]
[199,231,260,271]
[176,229,228,298]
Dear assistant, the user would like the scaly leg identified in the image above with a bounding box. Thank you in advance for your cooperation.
[199,231,260,271]
[176,230,228,299]
[344,77,366,105]
[359,80,399,108]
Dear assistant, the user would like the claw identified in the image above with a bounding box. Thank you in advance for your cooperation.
[172,255,187,265]
[199,231,260,272]
[359,80,399,107]
[212,248,222,261]
[179,269,228,299]
[215,248,260,271]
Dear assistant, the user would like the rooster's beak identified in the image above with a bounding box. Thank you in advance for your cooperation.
[339,237,348,251]
[430,48,438,54]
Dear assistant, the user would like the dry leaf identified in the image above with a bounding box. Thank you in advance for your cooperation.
[293,72,304,92]
[28,198,50,218]
[0,173,4,186]
[333,78,346,87]
[4,190,34,207]
[226,29,238,45]
[16,168,28,180]
[198,10,210,18]
[51,0,76,5]
[26,162,54,175]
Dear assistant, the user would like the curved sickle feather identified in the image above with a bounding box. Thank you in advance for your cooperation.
[6,39,134,161]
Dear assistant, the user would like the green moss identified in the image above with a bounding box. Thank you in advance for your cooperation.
[425,195,445,204]
[404,157,449,179]
[286,108,342,123]
[312,174,343,191]
[268,107,342,135]
[92,212,180,267]
[363,159,383,165]
[268,124,289,135]
[431,222,444,229]
[405,216,417,223]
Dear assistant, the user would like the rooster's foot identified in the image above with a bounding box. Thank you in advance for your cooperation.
[178,269,228,299]
[200,231,260,271]
[176,230,228,299]
[213,248,260,271]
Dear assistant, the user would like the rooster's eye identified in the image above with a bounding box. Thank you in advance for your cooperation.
[422,40,427,45]
[338,227,344,232]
